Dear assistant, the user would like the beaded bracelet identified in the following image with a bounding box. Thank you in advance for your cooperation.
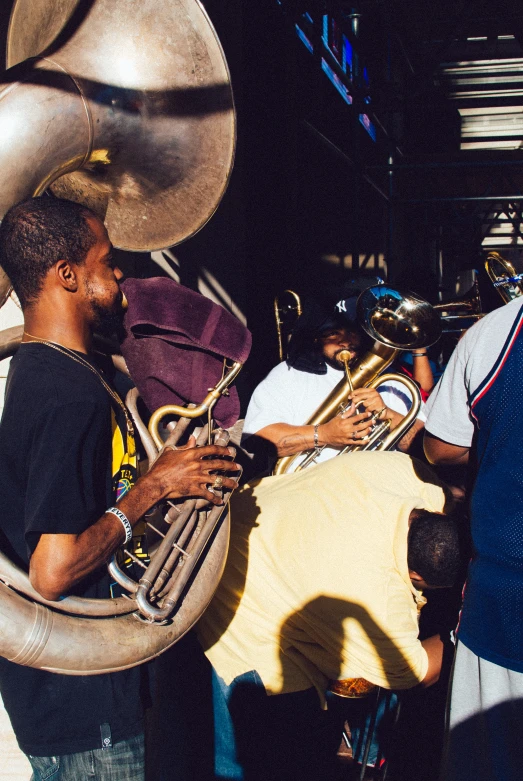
[313,423,321,454]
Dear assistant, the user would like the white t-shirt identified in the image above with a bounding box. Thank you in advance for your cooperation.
[425,298,523,447]
[243,361,426,463]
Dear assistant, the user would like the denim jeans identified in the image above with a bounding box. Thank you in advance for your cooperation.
[27,733,144,781]
[326,688,399,767]
[212,669,345,781]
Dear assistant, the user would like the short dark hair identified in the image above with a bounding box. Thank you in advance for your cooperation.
[0,196,97,307]
[407,510,460,588]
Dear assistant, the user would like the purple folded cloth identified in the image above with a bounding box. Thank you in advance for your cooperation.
[120,277,251,428]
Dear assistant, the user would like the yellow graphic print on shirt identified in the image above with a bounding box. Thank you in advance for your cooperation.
[111,407,137,501]
[109,408,147,584]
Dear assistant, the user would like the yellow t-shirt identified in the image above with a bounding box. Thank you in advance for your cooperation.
[197,451,449,698]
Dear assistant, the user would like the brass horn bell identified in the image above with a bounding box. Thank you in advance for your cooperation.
[485,251,523,304]
[433,271,484,333]
[1,0,236,252]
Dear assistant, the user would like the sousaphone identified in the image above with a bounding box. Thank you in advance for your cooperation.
[0,0,238,674]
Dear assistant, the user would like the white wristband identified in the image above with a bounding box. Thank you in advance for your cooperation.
[107,506,132,545]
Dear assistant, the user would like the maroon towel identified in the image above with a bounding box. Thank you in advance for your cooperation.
[121,277,251,428]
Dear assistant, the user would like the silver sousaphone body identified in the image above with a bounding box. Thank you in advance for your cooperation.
[0,0,238,674]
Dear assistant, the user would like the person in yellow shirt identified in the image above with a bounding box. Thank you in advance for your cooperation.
[197,451,460,780]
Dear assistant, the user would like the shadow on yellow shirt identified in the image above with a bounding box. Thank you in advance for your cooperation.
[198,451,450,699]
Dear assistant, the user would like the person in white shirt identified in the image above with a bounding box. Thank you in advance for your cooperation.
[243,296,426,468]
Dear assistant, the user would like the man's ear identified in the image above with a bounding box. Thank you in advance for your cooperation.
[408,569,425,586]
[54,260,78,292]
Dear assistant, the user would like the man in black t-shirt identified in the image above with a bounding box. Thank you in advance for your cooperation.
[0,197,239,780]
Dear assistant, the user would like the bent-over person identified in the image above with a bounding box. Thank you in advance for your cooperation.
[197,451,460,780]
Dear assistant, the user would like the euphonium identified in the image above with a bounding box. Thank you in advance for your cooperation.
[485,251,523,303]
[273,285,441,475]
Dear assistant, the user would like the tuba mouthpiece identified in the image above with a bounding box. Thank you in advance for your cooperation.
[337,349,352,363]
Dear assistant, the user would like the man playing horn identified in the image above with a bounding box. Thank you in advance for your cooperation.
[197,451,461,780]
[0,197,239,780]
[242,295,427,472]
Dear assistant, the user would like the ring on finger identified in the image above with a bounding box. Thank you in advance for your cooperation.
[211,475,224,491]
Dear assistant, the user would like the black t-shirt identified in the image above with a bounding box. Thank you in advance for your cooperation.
[0,343,144,756]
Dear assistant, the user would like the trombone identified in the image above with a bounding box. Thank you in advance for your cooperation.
[274,290,302,362]
[485,251,523,304]
[433,271,483,332]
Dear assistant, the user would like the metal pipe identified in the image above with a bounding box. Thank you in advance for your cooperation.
[400,195,523,203]
[367,160,523,170]
[303,120,390,202]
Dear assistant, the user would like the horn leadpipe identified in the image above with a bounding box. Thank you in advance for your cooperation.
[148,361,242,449]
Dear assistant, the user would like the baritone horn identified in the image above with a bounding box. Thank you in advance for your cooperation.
[273,285,442,475]
[0,0,239,674]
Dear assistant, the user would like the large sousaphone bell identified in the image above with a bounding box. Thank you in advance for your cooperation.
[1,0,235,251]
[0,0,238,674]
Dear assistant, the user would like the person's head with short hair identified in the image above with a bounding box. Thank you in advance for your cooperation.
[0,196,125,338]
[0,196,97,308]
[407,509,461,589]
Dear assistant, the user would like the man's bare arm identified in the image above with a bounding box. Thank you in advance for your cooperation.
[30,443,240,601]
[396,418,425,453]
[255,412,374,458]
[424,431,470,465]
[420,634,445,687]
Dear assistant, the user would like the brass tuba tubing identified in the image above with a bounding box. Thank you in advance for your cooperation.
[150,498,208,600]
[0,528,230,674]
[148,361,243,450]
[273,284,441,475]
[135,495,235,623]
[273,342,399,475]
[133,429,238,623]
[0,549,136,617]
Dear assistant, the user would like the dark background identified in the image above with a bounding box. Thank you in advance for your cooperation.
[2,1,522,395]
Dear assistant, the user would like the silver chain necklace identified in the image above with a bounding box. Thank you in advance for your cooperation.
[22,333,136,457]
